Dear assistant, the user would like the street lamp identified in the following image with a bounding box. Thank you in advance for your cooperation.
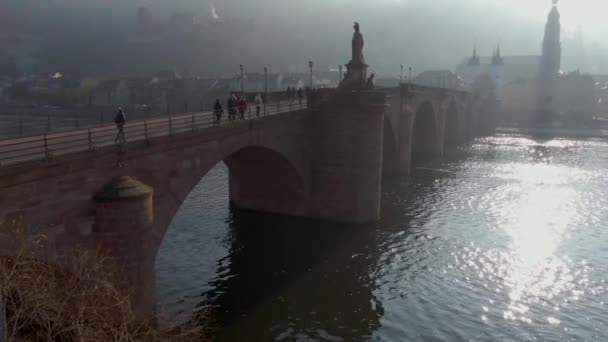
[239,64,244,94]
[338,65,343,86]
[264,67,268,115]
[264,67,268,94]
[408,66,412,85]
[400,64,404,83]
[308,61,314,89]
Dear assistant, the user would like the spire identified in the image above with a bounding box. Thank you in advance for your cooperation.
[468,46,480,66]
[492,45,504,65]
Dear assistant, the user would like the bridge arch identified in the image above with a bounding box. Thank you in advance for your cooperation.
[382,117,399,176]
[411,101,439,164]
[154,143,308,317]
[223,146,307,214]
[463,97,475,140]
[444,99,461,149]
[150,142,310,249]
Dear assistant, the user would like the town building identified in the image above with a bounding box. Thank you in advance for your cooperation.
[457,0,597,127]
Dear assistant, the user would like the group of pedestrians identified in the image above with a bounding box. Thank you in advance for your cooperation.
[112,91,279,145]
[286,87,304,105]
[213,93,263,124]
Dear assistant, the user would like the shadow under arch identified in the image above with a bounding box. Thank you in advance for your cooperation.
[154,145,310,320]
[157,144,309,232]
[464,98,475,140]
[198,210,384,341]
[382,117,399,176]
[411,101,438,165]
[222,146,308,216]
[444,100,461,150]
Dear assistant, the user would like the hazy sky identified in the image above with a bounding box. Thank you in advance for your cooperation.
[468,0,606,36]
[339,0,607,37]
[4,0,606,75]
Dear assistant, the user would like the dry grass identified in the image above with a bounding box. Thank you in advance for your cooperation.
[0,219,211,342]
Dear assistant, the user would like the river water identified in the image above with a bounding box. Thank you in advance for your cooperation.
[156,134,608,341]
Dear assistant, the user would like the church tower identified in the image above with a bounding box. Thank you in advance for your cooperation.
[491,46,505,100]
[464,47,481,91]
[538,0,562,119]
[540,0,562,79]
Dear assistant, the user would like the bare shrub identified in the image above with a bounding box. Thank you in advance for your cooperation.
[0,218,210,342]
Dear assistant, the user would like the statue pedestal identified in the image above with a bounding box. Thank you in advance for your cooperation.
[311,90,387,223]
[340,60,368,89]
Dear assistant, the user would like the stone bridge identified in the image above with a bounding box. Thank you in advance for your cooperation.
[0,85,495,316]
[381,84,495,175]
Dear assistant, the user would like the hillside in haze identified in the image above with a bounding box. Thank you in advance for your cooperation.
[1,0,605,77]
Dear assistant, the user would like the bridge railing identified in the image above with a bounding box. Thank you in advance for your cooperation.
[0,91,307,139]
[378,83,470,96]
[0,101,307,167]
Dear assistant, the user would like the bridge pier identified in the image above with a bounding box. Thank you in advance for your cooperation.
[93,176,156,318]
[476,98,500,136]
[396,111,416,176]
[310,91,387,224]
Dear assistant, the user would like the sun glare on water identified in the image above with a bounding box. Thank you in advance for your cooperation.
[452,138,600,330]
[485,148,593,325]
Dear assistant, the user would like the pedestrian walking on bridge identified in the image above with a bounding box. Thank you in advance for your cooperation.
[297,88,304,105]
[238,96,248,120]
[213,99,224,124]
[366,73,375,89]
[254,93,263,117]
[114,107,127,145]
[227,95,237,121]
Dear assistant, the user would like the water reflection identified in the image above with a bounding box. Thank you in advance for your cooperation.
[442,137,608,340]
[156,135,608,341]
[202,211,384,341]
[496,161,582,324]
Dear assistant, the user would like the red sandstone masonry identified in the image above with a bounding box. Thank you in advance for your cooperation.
[0,87,481,317]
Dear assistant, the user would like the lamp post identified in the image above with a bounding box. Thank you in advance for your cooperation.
[264,67,268,115]
[264,67,268,95]
[338,65,343,86]
[239,64,244,94]
[408,66,412,86]
[400,64,404,83]
[308,61,314,89]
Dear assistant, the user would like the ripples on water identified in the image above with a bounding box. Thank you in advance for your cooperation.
[156,135,608,341]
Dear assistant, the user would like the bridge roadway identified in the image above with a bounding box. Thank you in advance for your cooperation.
[0,101,306,166]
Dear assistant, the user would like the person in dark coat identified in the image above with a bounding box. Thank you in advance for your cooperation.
[238,96,248,120]
[114,107,127,144]
[213,99,223,124]
[366,73,375,89]
[227,95,237,121]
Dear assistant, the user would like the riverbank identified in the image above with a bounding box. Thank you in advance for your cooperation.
[0,222,210,342]
[496,126,608,138]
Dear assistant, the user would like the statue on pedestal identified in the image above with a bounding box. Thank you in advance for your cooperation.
[352,22,365,65]
[340,22,369,90]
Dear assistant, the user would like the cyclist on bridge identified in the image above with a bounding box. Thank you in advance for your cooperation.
[114,107,127,145]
